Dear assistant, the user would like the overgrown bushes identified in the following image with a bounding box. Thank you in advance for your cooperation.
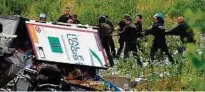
[0,0,205,90]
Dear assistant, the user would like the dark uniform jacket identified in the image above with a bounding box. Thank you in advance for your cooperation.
[121,23,137,43]
[106,20,114,33]
[166,21,195,43]
[135,22,142,37]
[145,23,166,47]
[98,23,112,38]
[58,14,71,23]
[118,20,126,34]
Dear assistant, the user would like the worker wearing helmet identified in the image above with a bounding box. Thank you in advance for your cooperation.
[98,16,114,67]
[104,15,116,57]
[145,13,174,64]
[40,13,47,22]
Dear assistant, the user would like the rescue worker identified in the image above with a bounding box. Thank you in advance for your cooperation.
[58,7,72,23]
[72,14,80,24]
[98,16,114,67]
[144,13,174,64]
[104,15,116,57]
[120,15,142,66]
[166,16,195,44]
[135,14,143,51]
[39,13,47,23]
[116,14,129,58]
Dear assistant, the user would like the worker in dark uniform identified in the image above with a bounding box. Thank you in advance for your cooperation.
[166,16,195,44]
[72,14,80,24]
[104,15,116,57]
[98,16,114,67]
[58,7,72,23]
[116,14,129,58]
[144,13,174,64]
[120,16,142,66]
[135,14,143,52]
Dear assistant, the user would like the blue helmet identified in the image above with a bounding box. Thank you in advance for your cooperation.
[153,13,164,19]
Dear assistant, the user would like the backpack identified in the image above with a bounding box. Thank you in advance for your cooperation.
[99,23,112,37]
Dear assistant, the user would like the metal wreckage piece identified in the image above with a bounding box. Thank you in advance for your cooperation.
[0,16,26,90]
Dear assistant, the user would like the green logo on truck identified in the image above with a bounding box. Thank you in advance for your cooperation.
[90,49,103,66]
[48,37,63,53]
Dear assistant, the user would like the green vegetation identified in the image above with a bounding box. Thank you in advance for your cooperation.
[0,0,205,91]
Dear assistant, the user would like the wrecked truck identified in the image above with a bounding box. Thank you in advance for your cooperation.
[0,15,122,91]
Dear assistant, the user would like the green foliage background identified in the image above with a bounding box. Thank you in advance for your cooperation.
[0,0,205,91]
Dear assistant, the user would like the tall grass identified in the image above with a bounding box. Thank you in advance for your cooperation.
[0,0,205,90]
